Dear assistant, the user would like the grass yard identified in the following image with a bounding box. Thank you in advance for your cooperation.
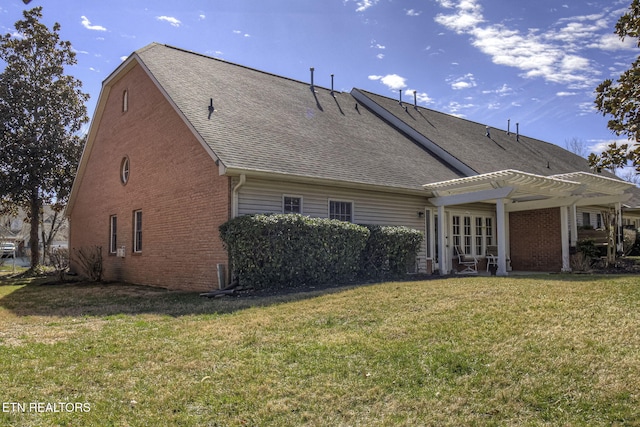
[0,274,639,426]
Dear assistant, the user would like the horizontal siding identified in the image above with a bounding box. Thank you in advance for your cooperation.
[237,178,430,272]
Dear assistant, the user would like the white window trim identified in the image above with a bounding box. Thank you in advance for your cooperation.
[282,194,303,214]
[328,199,354,223]
[133,210,142,253]
[109,215,117,254]
[449,210,496,257]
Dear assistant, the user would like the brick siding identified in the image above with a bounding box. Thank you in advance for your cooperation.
[69,64,230,291]
[509,207,562,272]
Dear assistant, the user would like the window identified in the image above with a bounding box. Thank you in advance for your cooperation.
[452,213,495,256]
[109,215,118,254]
[582,212,591,227]
[283,196,302,214]
[133,210,142,253]
[485,217,493,247]
[329,200,352,222]
[122,90,128,112]
[596,213,602,229]
[120,157,130,185]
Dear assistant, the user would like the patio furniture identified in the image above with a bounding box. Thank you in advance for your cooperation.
[486,245,498,273]
[454,245,478,274]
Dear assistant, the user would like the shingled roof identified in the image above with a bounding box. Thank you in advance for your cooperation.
[133,43,462,193]
[353,90,596,180]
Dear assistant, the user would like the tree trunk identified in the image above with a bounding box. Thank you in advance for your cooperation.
[29,191,40,270]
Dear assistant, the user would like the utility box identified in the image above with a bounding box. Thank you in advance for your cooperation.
[117,246,126,258]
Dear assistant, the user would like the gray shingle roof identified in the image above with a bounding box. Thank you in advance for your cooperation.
[135,43,462,192]
[355,90,596,180]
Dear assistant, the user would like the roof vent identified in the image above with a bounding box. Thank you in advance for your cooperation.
[485,126,491,138]
[506,119,511,135]
[516,122,520,142]
[413,90,417,110]
[330,73,335,95]
[310,67,315,91]
[398,89,403,106]
[208,98,214,119]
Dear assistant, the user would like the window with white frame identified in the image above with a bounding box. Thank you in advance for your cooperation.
[133,210,142,253]
[452,213,495,256]
[283,196,302,214]
[329,200,353,222]
[109,215,118,254]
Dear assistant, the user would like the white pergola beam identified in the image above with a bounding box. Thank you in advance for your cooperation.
[573,193,632,207]
[429,186,515,207]
[505,196,580,213]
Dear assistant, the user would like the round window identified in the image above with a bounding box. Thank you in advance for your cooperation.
[120,157,130,185]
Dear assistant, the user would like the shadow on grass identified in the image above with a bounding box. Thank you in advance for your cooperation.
[0,272,627,318]
[0,276,370,318]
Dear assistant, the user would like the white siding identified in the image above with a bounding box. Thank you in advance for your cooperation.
[236,178,430,272]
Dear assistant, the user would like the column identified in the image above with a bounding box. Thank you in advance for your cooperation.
[496,199,508,276]
[437,204,447,275]
[560,205,571,272]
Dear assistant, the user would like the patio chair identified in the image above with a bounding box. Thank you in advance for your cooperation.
[486,245,498,273]
[454,245,478,274]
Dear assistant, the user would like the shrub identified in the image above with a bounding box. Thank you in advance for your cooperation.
[72,246,103,282]
[219,214,370,289]
[360,225,423,279]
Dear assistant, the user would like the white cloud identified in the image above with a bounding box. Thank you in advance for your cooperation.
[450,73,477,90]
[556,91,577,96]
[588,33,636,51]
[348,0,379,12]
[406,89,434,105]
[482,83,513,96]
[81,16,106,31]
[432,0,624,89]
[369,74,407,90]
[376,53,385,59]
[406,9,422,17]
[157,16,181,27]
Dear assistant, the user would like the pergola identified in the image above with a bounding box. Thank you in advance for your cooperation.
[423,170,634,275]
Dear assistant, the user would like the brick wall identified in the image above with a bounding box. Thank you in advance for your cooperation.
[69,63,230,291]
[509,207,562,272]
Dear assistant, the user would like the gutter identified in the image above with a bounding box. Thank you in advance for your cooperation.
[231,174,246,218]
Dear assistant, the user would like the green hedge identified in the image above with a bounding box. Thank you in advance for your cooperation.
[219,214,370,288]
[219,215,424,289]
[360,225,424,279]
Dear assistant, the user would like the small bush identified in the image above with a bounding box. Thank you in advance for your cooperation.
[72,246,103,282]
[220,214,370,289]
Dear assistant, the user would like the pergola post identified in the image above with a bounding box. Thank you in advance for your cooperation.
[437,204,447,275]
[496,198,508,276]
[561,205,571,272]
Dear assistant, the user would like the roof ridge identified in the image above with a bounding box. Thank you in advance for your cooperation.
[154,43,336,93]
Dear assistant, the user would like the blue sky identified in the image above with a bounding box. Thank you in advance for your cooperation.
[1,0,638,157]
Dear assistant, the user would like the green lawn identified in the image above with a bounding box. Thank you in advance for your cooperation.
[1,274,639,426]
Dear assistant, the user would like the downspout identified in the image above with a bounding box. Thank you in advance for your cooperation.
[231,174,246,218]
